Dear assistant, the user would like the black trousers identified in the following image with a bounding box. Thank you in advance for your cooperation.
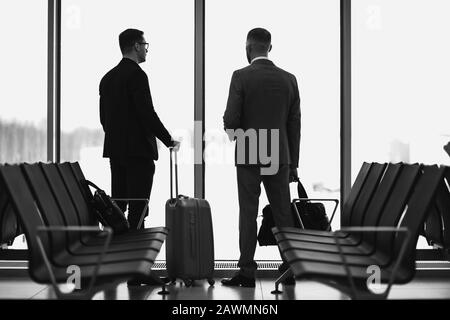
[109,157,155,230]
[236,164,295,278]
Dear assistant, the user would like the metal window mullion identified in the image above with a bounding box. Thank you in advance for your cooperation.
[47,0,61,163]
[55,0,61,163]
[194,0,205,199]
[341,0,351,215]
[47,0,54,162]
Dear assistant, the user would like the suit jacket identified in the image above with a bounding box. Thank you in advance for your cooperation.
[223,59,301,168]
[99,58,173,160]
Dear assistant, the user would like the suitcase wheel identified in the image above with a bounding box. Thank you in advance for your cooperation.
[207,279,215,286]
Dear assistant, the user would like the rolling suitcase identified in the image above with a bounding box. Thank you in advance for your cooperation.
[165,149,215,287]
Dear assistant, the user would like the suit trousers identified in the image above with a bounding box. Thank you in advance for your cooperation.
[109,157,155,230]
[236,164,295,278]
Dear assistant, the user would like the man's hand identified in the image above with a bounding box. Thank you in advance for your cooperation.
[444,141,450,158]
[171,140,181,152]
[289,167,299,183]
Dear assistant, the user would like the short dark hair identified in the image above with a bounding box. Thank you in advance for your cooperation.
[119,28,144,53]
[247,28,271,52]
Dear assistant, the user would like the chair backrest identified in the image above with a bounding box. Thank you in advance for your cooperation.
[0,165,50,281]
[423,169,450,248]
[21,163,69,256]
[39,162,85,244]
[422,183,448,247]
[341,162,372,226]
[374,164,422,258]
[70,162,98,225]
[441,168,450,247]
[58,162,97,227]
[360,163,403,244]
[348,162,387,227]
[394,165,446,267]
[0,178,22,245]
[70,162,95,202]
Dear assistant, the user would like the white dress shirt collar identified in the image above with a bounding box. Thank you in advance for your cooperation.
[251,56,270,64]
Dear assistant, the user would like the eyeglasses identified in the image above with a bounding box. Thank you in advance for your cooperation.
[138,42,149,50]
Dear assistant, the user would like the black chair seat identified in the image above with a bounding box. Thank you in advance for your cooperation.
[289,259,413,284]
[275,231,361,246]
[68,236,165,255]
[32,258,154,284]
[85,228,167,246]
[282,246,390,266]
[52,245,162,266]
[276,234,374,255]
[274,226,349,239]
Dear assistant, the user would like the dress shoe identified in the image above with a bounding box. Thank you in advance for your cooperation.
[221,274,255,288]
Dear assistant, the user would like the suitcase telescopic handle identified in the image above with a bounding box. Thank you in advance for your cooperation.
[169,148,179,200]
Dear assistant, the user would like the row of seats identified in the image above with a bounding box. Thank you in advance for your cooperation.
[0,162,168,299]
[272,162,449,299]
[0,161,448,299]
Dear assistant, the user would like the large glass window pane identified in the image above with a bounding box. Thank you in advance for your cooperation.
[352,0,450,249]
[0,1,47,249]
[0,1,47,164]
[60,0,194,256]
[206,0,340,260]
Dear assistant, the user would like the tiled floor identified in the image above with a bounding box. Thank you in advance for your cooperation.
[1,277,450,300]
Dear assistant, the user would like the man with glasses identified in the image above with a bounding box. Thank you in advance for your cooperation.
[99,28,179,286]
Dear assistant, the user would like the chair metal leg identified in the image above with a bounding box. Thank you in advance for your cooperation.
[271,269,293,294]
[158,284,170,295]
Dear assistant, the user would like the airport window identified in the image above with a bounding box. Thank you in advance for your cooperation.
[352,0,450,249]
[0,0,48,250]
[0,1,47,165]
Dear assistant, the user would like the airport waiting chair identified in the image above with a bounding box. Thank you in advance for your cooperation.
[277,162,389,246]
[67,162,167,239]
[22,163,166,255]
[280,162,373,239]
[275,163,404,252]
[272,164,446,299]
[45,162,167,246]
[0,164,167,299]
[275,163,418,267]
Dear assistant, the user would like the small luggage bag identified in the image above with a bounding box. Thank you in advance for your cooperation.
[165,150,215,287]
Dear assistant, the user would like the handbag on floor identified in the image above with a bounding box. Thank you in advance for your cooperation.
[84,180,130,235]
[257,180,331,246]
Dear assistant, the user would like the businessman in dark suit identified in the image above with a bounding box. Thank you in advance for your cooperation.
[99,29,179,286]
[221,28,301,287]
[100,29,179,229]
[100,28,179,230]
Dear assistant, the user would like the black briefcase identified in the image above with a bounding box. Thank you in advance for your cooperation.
[257,180,331,246]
